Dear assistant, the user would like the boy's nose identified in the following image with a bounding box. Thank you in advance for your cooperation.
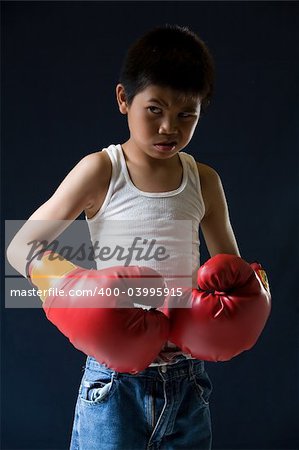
[158,118,178,135]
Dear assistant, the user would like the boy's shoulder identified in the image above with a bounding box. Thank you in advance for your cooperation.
[75,149,111,181]
[194,161,225,210]
[78,149,111,170]
[195,161,221,186]
[69,149,112,195]
[72,150,112,217]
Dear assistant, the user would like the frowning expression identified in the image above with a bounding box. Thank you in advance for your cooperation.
[116,84,201,159]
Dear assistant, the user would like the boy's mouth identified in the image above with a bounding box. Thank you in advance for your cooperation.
[154,142,177,151]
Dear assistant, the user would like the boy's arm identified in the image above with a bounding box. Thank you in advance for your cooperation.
[7,151,111,276]
[165,163,271,362]
[197,162,240,257]
[7,151,170,373]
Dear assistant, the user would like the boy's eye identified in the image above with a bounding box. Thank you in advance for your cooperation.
[147,106,162,114]
[179,112,195,118]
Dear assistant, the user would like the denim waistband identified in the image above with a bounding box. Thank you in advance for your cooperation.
[84,356,205,381]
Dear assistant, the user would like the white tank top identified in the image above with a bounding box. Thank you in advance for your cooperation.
[86,144,205,365]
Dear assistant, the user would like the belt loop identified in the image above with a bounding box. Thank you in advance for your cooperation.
[112,370,119,380]
[158,365,167,380]
[188,359,194,380]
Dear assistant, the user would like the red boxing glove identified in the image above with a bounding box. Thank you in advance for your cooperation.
[163,254,271,361]
[27,251,169,373]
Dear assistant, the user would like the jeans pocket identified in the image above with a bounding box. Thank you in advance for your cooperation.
[192,371,213,406]
[79,375,116,405]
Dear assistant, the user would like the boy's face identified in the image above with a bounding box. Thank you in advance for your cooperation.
[116,84,201,159]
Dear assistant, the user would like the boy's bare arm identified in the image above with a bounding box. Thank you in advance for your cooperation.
[197,162,240,257]
[7,151,111,276]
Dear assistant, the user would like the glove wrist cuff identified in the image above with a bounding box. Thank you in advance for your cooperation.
[26,249,51,287]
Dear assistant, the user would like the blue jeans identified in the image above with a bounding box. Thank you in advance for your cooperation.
[70,356,213,450]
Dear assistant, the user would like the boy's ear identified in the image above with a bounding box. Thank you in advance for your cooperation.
[116,84,128,114]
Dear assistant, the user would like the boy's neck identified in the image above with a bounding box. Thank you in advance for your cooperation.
[121,140,182,169]
[120,140,184,193]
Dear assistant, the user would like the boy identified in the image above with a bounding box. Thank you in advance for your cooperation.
[7,25,269,449]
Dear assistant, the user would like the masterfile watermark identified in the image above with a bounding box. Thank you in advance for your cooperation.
[5,219,195,308]
[27,236,170,266]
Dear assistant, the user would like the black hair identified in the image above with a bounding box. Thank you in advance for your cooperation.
[119,25,215,114]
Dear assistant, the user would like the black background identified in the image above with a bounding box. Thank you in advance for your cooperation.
[2,1,299,449]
